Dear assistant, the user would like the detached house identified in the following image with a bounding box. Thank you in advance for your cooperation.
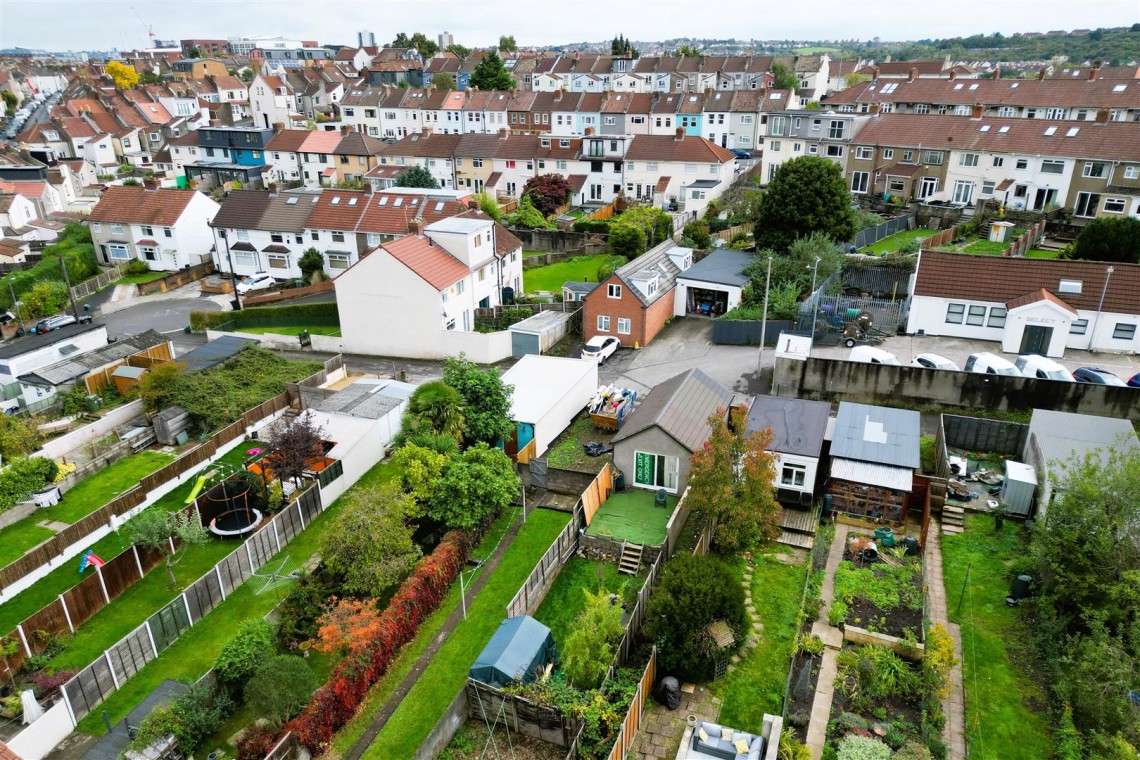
[87,186,220,271]
[583,243,693,349]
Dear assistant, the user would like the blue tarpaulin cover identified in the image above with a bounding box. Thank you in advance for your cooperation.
[468,615,557,687]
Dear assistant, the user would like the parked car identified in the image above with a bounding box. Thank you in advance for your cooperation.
[33,313,91,333]
[1014,354,1073,382]
[1073,366,1128,386]
[235,272,276,295]
[963,352,1020,376]
[729,149,753,160]
[581,335,620,364]
[848,346,901,365]
[1128,373,1140,388]
[911,353,960,371]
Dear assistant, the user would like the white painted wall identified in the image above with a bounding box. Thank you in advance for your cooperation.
[8,700,72,760]
[774,452,820,497]
[673,279,743,318]
[1000,301,1072,358]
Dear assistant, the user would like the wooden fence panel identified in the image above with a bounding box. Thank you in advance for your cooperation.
[106,488,146,517]
[20,603,71,653]
[506,512,579,618]
[1,632,27,680]
[582,464,613,527]
[99,551,142,599]
[246,525,277,569]
[107,624,155,684]
[184,569,224,623]
[60,570,110,630]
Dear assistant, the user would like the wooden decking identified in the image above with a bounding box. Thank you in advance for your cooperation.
[777,502,821,550]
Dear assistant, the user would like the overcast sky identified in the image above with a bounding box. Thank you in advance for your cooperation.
[1,0,1137,52]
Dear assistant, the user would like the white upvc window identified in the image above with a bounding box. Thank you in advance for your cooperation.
[596,315,610,332]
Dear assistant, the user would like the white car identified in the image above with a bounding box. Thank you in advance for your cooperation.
[911,353,960,371]
[581,335,620,364]
[848,345,901,365]
[964,352,1021,377]
[235,272,276,295]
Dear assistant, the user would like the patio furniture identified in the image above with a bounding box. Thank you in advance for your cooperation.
[692,720,765,760]
[655,488,667,508]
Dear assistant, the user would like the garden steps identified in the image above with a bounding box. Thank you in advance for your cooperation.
[618,542,643,575]
[942,505,965,533]
[777,529,815,550]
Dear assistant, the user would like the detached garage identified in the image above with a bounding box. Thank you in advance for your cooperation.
[509,310,576,358]
[502,355,598,458]
[673,248,752,318]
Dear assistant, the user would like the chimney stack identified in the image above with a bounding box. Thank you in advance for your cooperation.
[273,122,285,132]
[408,218,424,235]
[991,68,1000,80]
[970,102,984,119]
[948,70,956,81]
[341,124,352,134]
[143,177,158,190]
[555,88,563,101]
[421,127,433,137]
[1095,107,1110,123]
[1088,64,1101,80]
[870,102,882,116]
[675,126,684,140]
[584,126,594,136]
[1037,68,1046,81]
[499,127,510,140]
[907,67,917,83]
[871,66,880,80]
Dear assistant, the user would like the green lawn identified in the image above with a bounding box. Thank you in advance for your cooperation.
[523,255,610,294]
[118,272,168,285]
[942,515,1053,760]
[360,509,572,760]
[586,489,675,546]
[523,249,548,259]
[534,556,642,647]
[1024,249,1061,259]
[859,228,934,255]
[962,239,1012,255]
[0,451,174,568]
[712,553,807,732]
[237,325,342,337]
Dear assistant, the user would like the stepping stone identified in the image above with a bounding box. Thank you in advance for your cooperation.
[711,697,722,705]
[731,653,741,663]
[726,665,736,674]
[680,682,696,694]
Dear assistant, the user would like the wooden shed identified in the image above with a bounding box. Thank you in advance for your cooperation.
[111,365,147,396]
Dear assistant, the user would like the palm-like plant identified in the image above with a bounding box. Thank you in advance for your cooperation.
[406,381,465,441]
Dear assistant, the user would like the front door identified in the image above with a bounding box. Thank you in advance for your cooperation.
[1019,325,1052,355]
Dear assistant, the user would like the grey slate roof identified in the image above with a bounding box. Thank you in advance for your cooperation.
[211,189,318,233]
[746,395,831,458]
[614,241,683,308]
[18,330,167,387]
[314,381,407,419]
[678,249,752,288]
[613,368,733,452]
[1027,409,1139,470]
[562,281,600,296]
[830,402,920,469]
[176,336,259,373]
[0,322,104,360]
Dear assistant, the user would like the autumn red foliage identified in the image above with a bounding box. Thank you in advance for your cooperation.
[284,529,470,751]
[236,724,279,760]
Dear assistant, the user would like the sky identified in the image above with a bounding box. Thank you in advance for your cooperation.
[1,0,1137,52]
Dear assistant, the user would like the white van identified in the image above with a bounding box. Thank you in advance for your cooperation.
[964,352,1020,376]
[849,346,902,365]
[1014,354,1074,382]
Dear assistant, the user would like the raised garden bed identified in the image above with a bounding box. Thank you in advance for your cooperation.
[829,535,924,642]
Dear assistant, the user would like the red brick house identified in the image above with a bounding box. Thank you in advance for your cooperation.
[582,242,693,348]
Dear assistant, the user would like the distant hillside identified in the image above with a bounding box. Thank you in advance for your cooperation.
[868,26,1140,65]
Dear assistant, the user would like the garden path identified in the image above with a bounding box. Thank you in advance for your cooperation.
[804,522,847,760]
[925,525,967,760]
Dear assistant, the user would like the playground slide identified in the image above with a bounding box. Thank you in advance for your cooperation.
[185,475,208,505]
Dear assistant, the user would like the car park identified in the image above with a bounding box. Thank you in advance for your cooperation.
[581,335,620,364]
[911,352,960,371]
[849,346,902,365]
[964,352,1021,376]
[235,272,276,295]
[1014,354,1073,382]
[1072,367,1128,386]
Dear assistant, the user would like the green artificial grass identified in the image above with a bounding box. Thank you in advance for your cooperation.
[1023,249,1061,259]
[237,325,342,337]
[942,514,1053,760]
[859,228,934,255]
[118,272,169,285]
[360,509,571,760]
[0,451,175,567]
[586,489,675,546]
[523,255,611,293]
[534,556,641,647]
[962,239,1013,255]
[712,554,807,732]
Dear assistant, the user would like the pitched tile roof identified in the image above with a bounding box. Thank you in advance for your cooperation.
[380,131,462,159]
[211,190,318,232]
[266,129,310,152]
[87,187,199,226]
[357,192,470,234]
[914,250,1140,315]
[306,190,370,230]
[612,367,733,451]
[827,76,1140,109]
[333,131,386,156]
[1006,288,1078,316]
[382,234,470,289]
[299,130,342,154]
[625,134,735,163]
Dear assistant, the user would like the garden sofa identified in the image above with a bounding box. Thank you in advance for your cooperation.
[691,721,764,760]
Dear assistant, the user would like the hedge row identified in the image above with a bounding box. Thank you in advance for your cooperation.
[572,219,613,234]
[189,302,340,331]
[285,529,471,751]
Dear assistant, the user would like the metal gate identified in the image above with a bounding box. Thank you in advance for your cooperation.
[529,458,549,489]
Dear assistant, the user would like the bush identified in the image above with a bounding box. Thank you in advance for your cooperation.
[247,655,318,727]
[596,254,627,282]
[190,302,339,331]
[276,572,337,651]
[0,457,60,514]
[235,724,279,760]
[562,589,625,689]
[430,443,519,530]
[608,223,646,258]
[173,679,234,753]
[214,619,275,695]
[836,735,891,760]
[124,259,151,275]
[891,743,933,760]
[683,220,711,249]
[572,219,612,234]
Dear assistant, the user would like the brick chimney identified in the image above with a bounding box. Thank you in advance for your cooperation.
[869,102,882,116]
[1037,68,1046,81]
[1088,63,1101,80]
[499,127,510,139]
[408,218,424,234]
[341,124,352,134]
[948,70,956,81]
[142,177,158,190]
[1095,107,1110,123]
[907,67,917,83]
[273,122,285,132]
[555,88,563,101]
[871,66,879,81]
[421,127,433,137]
[675,126,685,140]
[584,126,594,136]
[991,68,1000,80]
[971,102,984,119]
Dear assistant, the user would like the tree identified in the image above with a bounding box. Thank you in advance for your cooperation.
[674,45,701,57]
[522,174,571,216]
[683,219,711,249]
[432,72,456,91]
[320,483,421,598]
[169,679,234,753]
[238,68,254,83]
[505,195,555,230]
[0,414,42,460]
[394,164,439,189]
[498,35,517,52]
[446,43,471,58]
[430,443,519,530]
[105,61,139,90]
[20,281,69,320]
[470,50,515,91]
[608,223,646,258]
[399,380,465,445]
[409,32,439,57]
[442,355,514,446]
[214,620,275,695]
[1,91,16,115]
[647,553,749,682]
[562,589,625,689]
[135,361,184,412]
[266,410,326,488]
[844,71,871,88]
[476,190,502,222]
[246,655,317,727]
[751,156,856,251]
[770,62,798,90]
[126,508,208,587]
[611,35,639,58]
[313,597,383,656]
[188,46,202,58]
[393,443,448,511]
[687,408,779,552]
[1066,217,1140,264]
[298,248,325,283]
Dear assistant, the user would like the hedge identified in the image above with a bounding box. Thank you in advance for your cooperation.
[3,224,99,310]
[189,302,340,332]
[572,219,613,234]
[285,530,471,751]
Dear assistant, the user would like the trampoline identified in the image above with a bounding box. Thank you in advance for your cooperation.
[198,476,265,538]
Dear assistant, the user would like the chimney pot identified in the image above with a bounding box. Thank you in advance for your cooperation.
[1088,66,1099,80]
[675,126,684,140]
[870,102,882,116]
[341,125,351,134]
[907,67,917,82]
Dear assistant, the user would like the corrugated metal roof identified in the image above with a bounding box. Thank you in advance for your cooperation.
[1027,409,1139,471]
[613,368,733,452]
[830,402,920,469]
[17,329,167,386]
[746,395,831,458]
[831,457,914,491]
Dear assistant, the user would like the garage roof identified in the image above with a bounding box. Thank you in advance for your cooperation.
[746,395,831,458]
[677,248,752,288]
[1027,409,1139,472]
[502,355,597,424]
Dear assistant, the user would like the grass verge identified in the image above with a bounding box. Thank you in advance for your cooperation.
[712,552,807,732]
[359,509,571,760]
[523,255,610,293]
[942,514,1053,760]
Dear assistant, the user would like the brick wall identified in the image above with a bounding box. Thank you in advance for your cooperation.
[583,274,676,348]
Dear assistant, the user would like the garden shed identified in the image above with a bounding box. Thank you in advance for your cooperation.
[827,402,921,525]
[469,616,556,687]
[1000,461,1037,516]
[501,355,597,458]
[508,309,576,358]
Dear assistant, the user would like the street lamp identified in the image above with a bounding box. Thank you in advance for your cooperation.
[756,255,773,373]
[6,278,23,333]
[808,256,822,349]
[1089,265,1115,349]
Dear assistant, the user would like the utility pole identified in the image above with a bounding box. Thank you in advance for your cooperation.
[808,256,821,350]
[756,255,772,373]
[59,256,80,320]
[7,278,24,332]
